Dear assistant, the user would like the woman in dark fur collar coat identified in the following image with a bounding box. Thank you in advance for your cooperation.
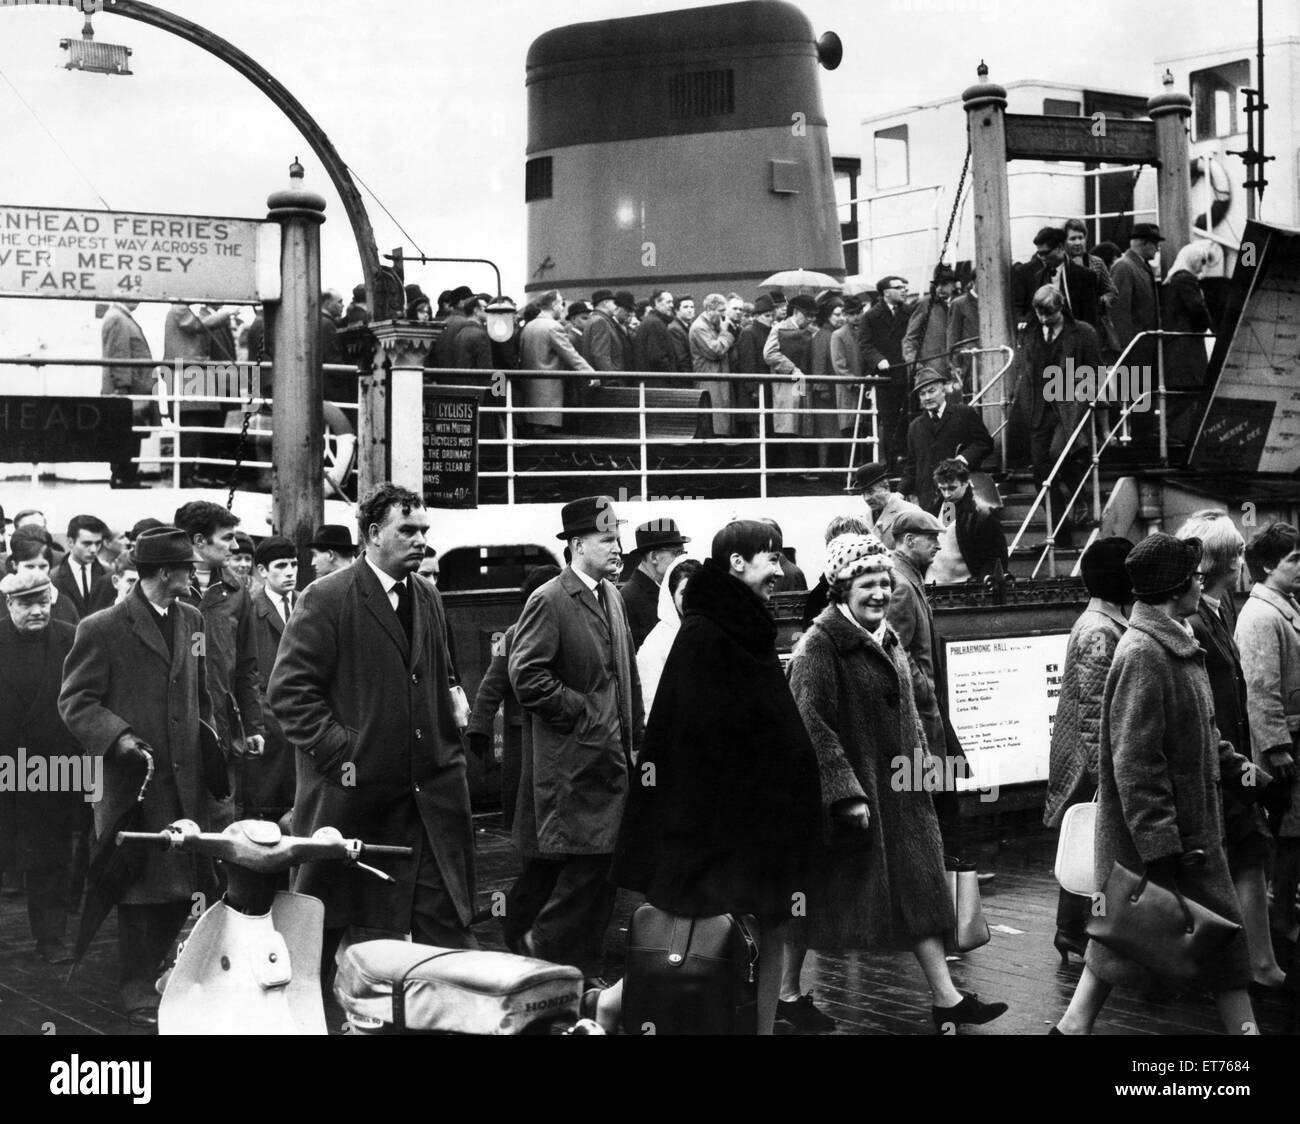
[613,519,821,1034]
[787,534,1007,1033]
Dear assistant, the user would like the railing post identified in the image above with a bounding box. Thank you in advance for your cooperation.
[266,162,325,557]
[757,382,768,500]
[504,377,515,506]
[1090,406,1102,523]
[1156,333,1169,467]
[365,323,438,494]
[638,378,648,500]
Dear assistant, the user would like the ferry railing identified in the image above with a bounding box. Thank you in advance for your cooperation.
[962,344,1016,468]
[1006,329,1215,578]
[0,356,359,490]
[462,368,886,505]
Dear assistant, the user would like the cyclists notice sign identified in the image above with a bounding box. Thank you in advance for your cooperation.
[0,204,281,303]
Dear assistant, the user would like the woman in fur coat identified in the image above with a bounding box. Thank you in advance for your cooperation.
[787,534,1007,1033]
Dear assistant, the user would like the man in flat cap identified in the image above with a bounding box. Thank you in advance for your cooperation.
[858,275,911,467]
[846,461,924,549]
[620,519,691,650]
[244,536,299,822]
[1110,222,1164,379]
[270,484,477,977]
[900,366,994,515]
[507,495,643,976]
[0,570,82,964]
[887,508,970,858]
[59,527,214,1027]
[307,524,357,582]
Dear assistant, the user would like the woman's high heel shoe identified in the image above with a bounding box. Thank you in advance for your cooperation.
[1053,930,1087,964]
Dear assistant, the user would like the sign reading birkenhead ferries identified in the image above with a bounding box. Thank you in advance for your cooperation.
[0,205,281,303]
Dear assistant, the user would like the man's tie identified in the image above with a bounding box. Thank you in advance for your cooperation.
[929,409,940,422]
[393,579,413,644]
[81,563,91,600]
[281,594,292,623]
[595,581,611,625]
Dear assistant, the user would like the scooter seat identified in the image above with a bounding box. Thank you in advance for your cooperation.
[335,940,583,1035]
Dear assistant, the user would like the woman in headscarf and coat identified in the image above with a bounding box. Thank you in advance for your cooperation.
[634,555,700,717]
[1160,240,1215,444]
[786,534,1007,1034]
[1053,534,1260,1035]
[1043,537,1133,963]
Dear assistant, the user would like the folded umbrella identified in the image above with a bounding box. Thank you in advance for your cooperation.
[67,748,154,976]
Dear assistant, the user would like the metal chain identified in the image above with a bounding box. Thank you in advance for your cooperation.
[224,368,260,511]
[939,147,971,266]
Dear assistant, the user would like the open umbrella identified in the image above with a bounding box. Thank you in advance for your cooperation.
[758,269,843,294]
[67,748,154,975]
[841,277,875,298]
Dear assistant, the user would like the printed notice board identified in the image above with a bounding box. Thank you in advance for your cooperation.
[422,386,480,508]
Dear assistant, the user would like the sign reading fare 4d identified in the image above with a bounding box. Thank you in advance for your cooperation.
[0,204,281,303]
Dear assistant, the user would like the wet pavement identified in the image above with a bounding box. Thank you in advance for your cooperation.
[1,818,1295,1036]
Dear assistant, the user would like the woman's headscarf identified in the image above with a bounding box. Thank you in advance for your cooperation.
[1162,240,1215,284]
[823,533,893,586]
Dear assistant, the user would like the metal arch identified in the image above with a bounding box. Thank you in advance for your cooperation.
[21,0,384,304]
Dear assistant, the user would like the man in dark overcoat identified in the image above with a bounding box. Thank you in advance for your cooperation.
[858,275,911,466]
[899,367,994,514]
[507,496,643,975]
[269,483,476,958]
[59,527,214,1026]
[0,571,83,963]
[618,519,689,651]
[243,536,299,823]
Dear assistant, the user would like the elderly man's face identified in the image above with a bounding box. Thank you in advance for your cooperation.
[864,481,892,516]
[573,530,621,581]
[654,292,674,316]
[1135,238,1159,262]
[917,382,945,412]
[902,532,941,572]
[7,591,51,632]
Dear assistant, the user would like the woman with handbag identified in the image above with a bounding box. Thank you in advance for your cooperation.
[1053,534,1259,1035]
[1043,537,1133,963]
[1177,512,1289,990]
[787,534,1007,1033]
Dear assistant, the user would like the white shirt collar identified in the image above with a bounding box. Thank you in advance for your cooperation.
[571,565,599,594]
[364,554,405,595]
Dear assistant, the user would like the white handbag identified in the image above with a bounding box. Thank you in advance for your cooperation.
[1054,799,1098,896]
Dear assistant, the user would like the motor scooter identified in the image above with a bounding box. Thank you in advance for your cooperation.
[118,818,600,1035]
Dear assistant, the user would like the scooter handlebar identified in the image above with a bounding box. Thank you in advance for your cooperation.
[116,820,414,875]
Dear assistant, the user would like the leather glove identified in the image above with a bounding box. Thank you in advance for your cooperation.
[110,733,149,766]
[466,732,491,761]
[1266,747,1296,785]
[1261,775,1294,832]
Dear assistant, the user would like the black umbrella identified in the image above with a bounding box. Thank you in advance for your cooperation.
[67,748,154,976]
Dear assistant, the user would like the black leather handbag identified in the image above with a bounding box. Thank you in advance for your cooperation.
[623,904,759,1035]
[1086,861,1241,985]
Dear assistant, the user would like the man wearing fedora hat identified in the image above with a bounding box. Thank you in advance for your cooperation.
[899,366,994,514]
[60,526,215,1026]
[307,524,357,582]
[508,495,643,975]
[1110,221,1164,384]
[0,569,82,964]
[846,461,924,549]
[619,519,691,650]
[582,290,634,374]
[903,264,959,388]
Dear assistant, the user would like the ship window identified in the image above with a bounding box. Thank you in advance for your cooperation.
[1043,98,1080,116]
[668,69,735,118]
[1191,60,1249,140]
[874,124,909,190]
[525,157,553,202]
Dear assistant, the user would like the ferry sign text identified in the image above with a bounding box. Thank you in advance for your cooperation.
[0,205,279,303]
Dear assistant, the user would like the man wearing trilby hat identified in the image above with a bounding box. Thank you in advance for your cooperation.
[507,495,644,975]
[59,526,214,1028]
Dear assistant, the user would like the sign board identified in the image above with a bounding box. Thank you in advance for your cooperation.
[1003,114,1159,165]
[945,632,1070,791]
[422,386,481,508]
[0,205,280,303]
[1191,222,1300,474]
[0,396,133,463]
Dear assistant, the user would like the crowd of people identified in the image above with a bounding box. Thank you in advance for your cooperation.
[5,469,1290,1036]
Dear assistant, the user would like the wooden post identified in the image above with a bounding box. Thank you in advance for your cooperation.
[963,65,1013,455]
[1149,75,1193,275]
[363,323,439,494]
[266,161,326,561]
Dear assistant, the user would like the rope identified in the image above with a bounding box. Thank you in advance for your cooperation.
[347,163,425,259]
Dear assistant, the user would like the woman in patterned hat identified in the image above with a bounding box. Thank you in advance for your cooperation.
[787,534,1008,1033]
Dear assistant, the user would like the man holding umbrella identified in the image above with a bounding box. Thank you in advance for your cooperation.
[59,527,214,1029]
